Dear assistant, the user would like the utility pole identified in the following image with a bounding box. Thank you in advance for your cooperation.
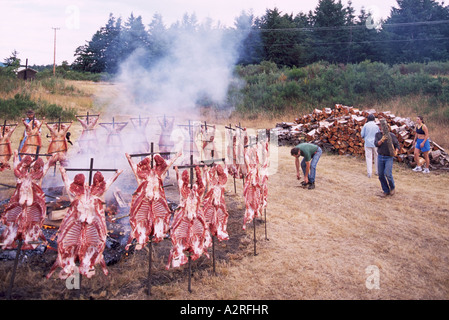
[52,27,60,76]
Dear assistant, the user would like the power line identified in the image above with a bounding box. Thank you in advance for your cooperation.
[246,19,449,33]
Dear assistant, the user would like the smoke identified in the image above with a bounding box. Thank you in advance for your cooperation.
[47,19,253,193]
[108,24,247,118]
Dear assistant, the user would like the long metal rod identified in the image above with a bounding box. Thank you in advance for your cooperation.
[265,208,269,241]
[6,239,23,300]
[212,236,216,275]
[253,218,257,256]
[188,255,192,293]
[148,241,152,296]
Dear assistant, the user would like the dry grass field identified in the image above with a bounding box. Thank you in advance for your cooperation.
[1,80,448,301]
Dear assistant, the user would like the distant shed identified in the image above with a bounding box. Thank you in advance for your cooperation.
[17,67,38,80]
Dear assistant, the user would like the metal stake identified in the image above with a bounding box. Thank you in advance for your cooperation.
[188,255,192,293]
[253,218,257,256]
[148,241,153,296]
[265,208,269,241]
[6,239,23,300]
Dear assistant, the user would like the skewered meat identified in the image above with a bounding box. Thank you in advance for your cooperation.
[19,117,43,156]
[158,116,175,160]
[99,121,128,155]
[166,166,211,269]
[201,124,217,160]
[242,144,261,230]
[130,117,150,154]
[75,114,99,154]
[227,126,248,179]
[258,140,269,210]
[237,127,248,179]
[203,164,229,241]
[46,121,72,166]
[225,127,238,178]
[0,123,17,171]
[125,152,181,249]
[46,167,122,279]
[1,150,55,250]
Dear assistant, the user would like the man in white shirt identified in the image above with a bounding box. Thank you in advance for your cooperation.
[361,114,380,178]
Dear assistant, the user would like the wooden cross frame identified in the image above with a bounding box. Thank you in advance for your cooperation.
[64,157,118,186]
[76,111,100,125]
[130,115,149,129]
[157,114,174,127]
[99,117,128,130]
[2,120,18,136]
[46,117,72,131]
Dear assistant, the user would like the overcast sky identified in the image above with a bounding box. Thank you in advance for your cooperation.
[0,0,399,66]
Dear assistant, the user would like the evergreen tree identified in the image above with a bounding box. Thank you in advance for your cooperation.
[257,8,303,67]
[310,0,350,63]
[383,0,449,63]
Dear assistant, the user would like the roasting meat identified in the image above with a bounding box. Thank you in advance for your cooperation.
[158,116,175,160]
[0,123,17,171]
[46,167,122,279]
[166,166,211,269]
[130,117,150,154]
[242,144,261,230]
[258,140,269,211]
[46,121,72,166]
[226,126,248,179]
[99,121,128,155]
[201,124,217,160]
[76,114,100,154]
[1,151,55,250]
[19,118,43,156]
[203,164,229,241]
[125,152,181,249]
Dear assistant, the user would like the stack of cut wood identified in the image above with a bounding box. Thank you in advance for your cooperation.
[273,104,449,170]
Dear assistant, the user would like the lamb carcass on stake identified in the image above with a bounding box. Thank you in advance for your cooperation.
[201,124,217,161]
[125,151,181,250]
[203,163,229,241]
[19,117,43,156]
[46,121,72,166]
[130,117,150,154]
[75,114,100,155]
[0,123,17,171]
[158,116,175,160]
[46,167,122,279]
[1,150,56,250]
[258,140,269,211]
[166,166,211,269]
[242,143,262,230]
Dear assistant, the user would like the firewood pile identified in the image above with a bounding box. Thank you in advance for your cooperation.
[273,104,449,170]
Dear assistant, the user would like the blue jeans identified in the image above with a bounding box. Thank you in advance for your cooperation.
[301,147,322,183]
[378,155,395,194]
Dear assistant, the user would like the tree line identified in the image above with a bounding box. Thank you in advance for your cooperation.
[70,0,449,73]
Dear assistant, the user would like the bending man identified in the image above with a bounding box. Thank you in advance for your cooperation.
[291,142,322,190]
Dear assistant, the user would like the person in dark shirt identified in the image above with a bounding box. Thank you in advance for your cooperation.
[291,143,322,190]
[374,124,400,197]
